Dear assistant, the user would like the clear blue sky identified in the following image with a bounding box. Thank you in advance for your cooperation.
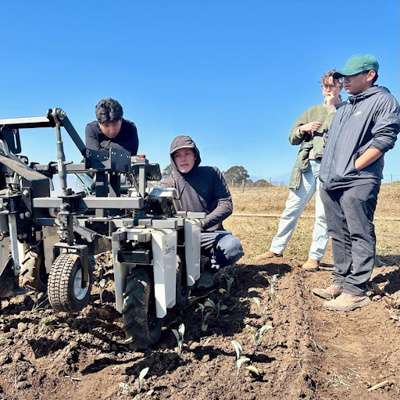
[1,0,399,184]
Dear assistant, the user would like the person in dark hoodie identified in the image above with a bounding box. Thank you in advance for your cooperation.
[313,54,400,311]
[161,135,244,286]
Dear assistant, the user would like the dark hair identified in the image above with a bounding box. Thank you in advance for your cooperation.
[95,98,124,124]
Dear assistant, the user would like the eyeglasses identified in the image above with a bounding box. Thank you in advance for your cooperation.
[321,85,340,90]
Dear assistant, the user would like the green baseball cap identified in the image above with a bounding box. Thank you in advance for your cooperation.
[333,54,379,78]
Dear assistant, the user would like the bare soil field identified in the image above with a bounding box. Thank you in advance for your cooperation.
[0,184,399,400]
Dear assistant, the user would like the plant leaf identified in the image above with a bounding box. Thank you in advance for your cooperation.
[201,324,208,331]
[172,329,180,342]
[139,367,149,381]
[246,365,259,375]
[178,323,185,338]
[252,297,261,308]
[231,340,243,359]
[260,325,273,335]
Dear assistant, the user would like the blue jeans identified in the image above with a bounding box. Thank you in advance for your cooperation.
[201,231,244,267]
[269,159,328,261]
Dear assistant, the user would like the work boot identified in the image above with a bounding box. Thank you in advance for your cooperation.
[323,293,371,312]
[257,250,283,260]
[312,284,343,300]
[302,259,320,271]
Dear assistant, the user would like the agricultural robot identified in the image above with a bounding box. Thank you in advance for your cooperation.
[0,108,204,349]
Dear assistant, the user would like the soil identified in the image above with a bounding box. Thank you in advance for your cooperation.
[0,253,399,400]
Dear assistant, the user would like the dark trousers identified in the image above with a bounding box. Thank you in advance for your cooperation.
[320,183,380,295]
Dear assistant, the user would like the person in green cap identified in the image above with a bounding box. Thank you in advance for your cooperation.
[313,54,400,311]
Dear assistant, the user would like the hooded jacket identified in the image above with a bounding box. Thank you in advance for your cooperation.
[161,135,232,231]
[319,86,400,190]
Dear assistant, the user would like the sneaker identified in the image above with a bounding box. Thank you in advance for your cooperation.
[302,259,320,271]
[312,284,343,300]
[323,293,371,312]
[257,250,283,260]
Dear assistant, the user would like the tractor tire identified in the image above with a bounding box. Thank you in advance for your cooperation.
[20,249,47,292]
[122,267,163,350]
[48,253,92,313]
[175,254,190,310]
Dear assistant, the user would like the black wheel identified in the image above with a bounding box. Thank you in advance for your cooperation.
[20,248,47,292]
[175,254,190,310]
[48,254,92,313]
[122,267,163,350]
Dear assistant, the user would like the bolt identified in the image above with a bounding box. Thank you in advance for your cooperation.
[22,190,29,197]
[25,211,31,218]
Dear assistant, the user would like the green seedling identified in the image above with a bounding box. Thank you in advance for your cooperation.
[267,274,279,301]
[252,297,269,321]
[99,277,109,305]
[32,292,49,311]
[39,317,55,333]
[231,340,250,379]
[205,298,227,319]
[246,324,273,352]
[137,367,149,394]
[172,323,185,356]
[119,367,149,399]
[197,303,211,331]
[226,277,234,295]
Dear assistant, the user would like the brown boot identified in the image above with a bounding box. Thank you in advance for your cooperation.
[323,293,371,311]
[257,250,283,260]
[302,259,320,271]
[312,284,343,300]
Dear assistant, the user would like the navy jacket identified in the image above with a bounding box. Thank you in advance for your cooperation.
[319,86,400,190]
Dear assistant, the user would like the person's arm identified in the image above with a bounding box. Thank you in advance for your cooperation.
[289,108,322,145]
[201,168,232,231]
[85,123,104,151]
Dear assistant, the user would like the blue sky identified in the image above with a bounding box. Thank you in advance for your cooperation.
[1,0,399,184]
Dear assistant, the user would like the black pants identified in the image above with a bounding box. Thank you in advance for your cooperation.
[321,183,380,295]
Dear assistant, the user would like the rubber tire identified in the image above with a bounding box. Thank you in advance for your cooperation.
[48,253,92,313]
[175,254,190,310]
[20,248,47,292]
[122,267,163,350]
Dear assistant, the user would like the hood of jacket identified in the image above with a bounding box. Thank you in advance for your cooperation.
[169,135,202,176]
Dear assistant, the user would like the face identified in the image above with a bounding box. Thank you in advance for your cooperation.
[99,120,122,139]
[343,70,376,95]
[321,77,342,100]
[173,148,197,173]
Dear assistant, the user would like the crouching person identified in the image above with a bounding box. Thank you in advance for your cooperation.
[161,135,244,288]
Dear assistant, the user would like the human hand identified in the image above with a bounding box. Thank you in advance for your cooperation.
[324,93,336,107]
[300,121,322,133]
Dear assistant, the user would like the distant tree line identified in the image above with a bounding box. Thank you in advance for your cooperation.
[162,164,272,187]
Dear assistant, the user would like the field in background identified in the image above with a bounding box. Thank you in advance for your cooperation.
[225,183,400,265]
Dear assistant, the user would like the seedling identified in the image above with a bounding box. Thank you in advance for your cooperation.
[252,297,269,321]
[197,303,211,331]
[231,340,250,379]
[246,324,273,352]
[137,367,149,394]
[119,366,149,399]
[39,317,55,333]
[205,298,227,319]
[172,323,185,356]
[267,274,279,301]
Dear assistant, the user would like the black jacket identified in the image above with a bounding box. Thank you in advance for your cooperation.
[161,135,232,231]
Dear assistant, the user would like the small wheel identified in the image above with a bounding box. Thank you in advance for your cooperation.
[175,254,190,310]
[20,248,47,292]
[48,253,92,313]
[122,267,163,350]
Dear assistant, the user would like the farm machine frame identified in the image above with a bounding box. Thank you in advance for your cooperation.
[0,108,204,349]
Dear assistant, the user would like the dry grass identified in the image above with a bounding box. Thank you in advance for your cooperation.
[225,183,400,264]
